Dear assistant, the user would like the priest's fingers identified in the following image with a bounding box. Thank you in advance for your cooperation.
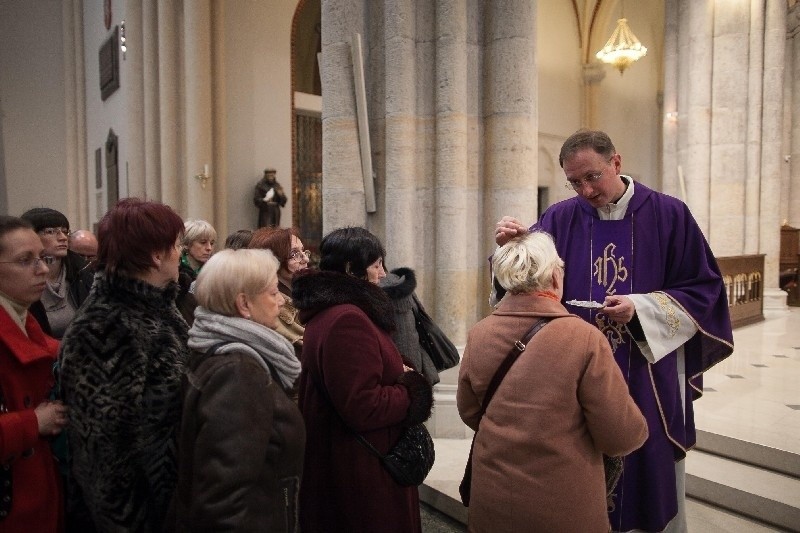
[495,216,528,246]
[602,295,635,324]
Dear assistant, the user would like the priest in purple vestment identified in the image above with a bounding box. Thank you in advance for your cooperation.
[494,130,733,532]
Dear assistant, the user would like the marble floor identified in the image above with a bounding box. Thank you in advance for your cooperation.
[696,309,800,455]
[423,307,800,531]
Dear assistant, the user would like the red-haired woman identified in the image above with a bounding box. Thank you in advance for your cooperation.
[59,198,189,532]
[248,228,310,358]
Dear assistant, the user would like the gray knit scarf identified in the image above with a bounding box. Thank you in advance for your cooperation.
[188,306,301,389]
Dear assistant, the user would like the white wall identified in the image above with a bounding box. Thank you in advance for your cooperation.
[0,0,68,216]
[222,0,296,233]
[83,0,129,224]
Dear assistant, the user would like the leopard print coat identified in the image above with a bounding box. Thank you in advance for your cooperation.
[59,272,189,532]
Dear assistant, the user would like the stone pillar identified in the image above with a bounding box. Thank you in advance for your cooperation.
[684,0,713,235]
[321,0,369,231]
[142,0,160,200]
[184,0,215,220]
[788,3,800,226]
[433,0,471,341]
[125,1,145,198]
[158,1,181,208]
[581,63,605,129]
[661,0,679,199]
[759,0,787,297]
[383,0,419,270]
[708,1,749,256]
[744,1,765,254]
[483,0,537,277]
[63,0,87,228]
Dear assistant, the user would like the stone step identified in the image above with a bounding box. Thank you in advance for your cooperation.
[696,429,800,478]
[686,449,800,532]
[420,437,786,531]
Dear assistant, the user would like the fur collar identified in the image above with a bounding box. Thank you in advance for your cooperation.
[379,267,417,300]
[292,269,395,332]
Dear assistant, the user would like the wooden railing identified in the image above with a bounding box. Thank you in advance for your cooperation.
[717,254,765,329]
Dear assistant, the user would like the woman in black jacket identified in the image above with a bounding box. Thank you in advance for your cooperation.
[21,208,93,338]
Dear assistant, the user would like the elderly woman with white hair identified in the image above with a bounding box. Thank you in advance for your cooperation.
[175,248,304,532]
[179,219,217,279]
[457,231,648,533]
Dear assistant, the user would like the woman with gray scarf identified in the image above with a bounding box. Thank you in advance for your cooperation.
[175,248,304,532]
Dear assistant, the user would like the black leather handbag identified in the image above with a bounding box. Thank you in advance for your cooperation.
[412,295,459,371]
[313,374,435,487]
[354,423,435,487]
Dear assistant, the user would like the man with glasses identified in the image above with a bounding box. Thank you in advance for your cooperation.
[494,129,733,532]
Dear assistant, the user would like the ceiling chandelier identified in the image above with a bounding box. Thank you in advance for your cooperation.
[596,17,648,74]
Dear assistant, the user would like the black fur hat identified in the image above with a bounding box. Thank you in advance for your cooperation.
[20,207,70,233]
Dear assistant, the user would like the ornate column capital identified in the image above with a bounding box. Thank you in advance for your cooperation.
[582,62,607,85]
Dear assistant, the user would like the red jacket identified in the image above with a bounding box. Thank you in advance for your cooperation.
[0,308,63,533]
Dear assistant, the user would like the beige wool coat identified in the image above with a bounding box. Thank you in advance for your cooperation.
[457,292,648,533]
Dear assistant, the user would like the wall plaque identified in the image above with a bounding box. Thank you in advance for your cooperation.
[99,26,120,101]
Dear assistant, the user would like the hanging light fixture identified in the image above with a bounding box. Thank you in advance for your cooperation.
[596,3,647,75]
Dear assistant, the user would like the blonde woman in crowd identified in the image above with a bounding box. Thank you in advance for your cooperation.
[457,231,648,532]
[175,249,304,532]
[179,219,216,280]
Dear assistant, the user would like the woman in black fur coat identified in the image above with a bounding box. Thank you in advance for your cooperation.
[59,199,189,532]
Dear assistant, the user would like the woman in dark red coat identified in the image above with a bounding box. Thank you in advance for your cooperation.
[293,227,433,533]
[0,216,69,533]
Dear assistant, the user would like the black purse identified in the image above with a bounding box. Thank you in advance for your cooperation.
[313,374,435,487]
[353,423,435,487]
[411,295,459,371]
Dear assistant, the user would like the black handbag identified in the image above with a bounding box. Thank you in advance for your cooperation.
[313,373,435,487]
[354,423,435,487]
[412,295,459,371]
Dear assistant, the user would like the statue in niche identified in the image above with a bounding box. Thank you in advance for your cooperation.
[254,168,288,228]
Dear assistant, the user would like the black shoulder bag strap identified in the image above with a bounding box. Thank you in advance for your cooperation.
[460,317,553,505]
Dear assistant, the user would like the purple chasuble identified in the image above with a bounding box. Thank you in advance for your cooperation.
[534,181,733,532]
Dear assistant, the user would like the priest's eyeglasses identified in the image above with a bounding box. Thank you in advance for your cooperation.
[0,255,55,269]
[289,249,311,262]
[565,172,604,191]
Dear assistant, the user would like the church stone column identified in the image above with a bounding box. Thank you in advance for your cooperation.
[321,0,369,231]
[433,0,471,342]
[788,3,800,227]
[63,0,87,228]
[744,1,765,254]
[684,0,713,235]
[483,0,537,276]
[142,0,160,200]
[383,0,419,270]
[661,0,679,199]
[708,2,749,256]
[184,0,215,221]
[158,1,181,209]
[759,0,787,296]
[125,1,145,198]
